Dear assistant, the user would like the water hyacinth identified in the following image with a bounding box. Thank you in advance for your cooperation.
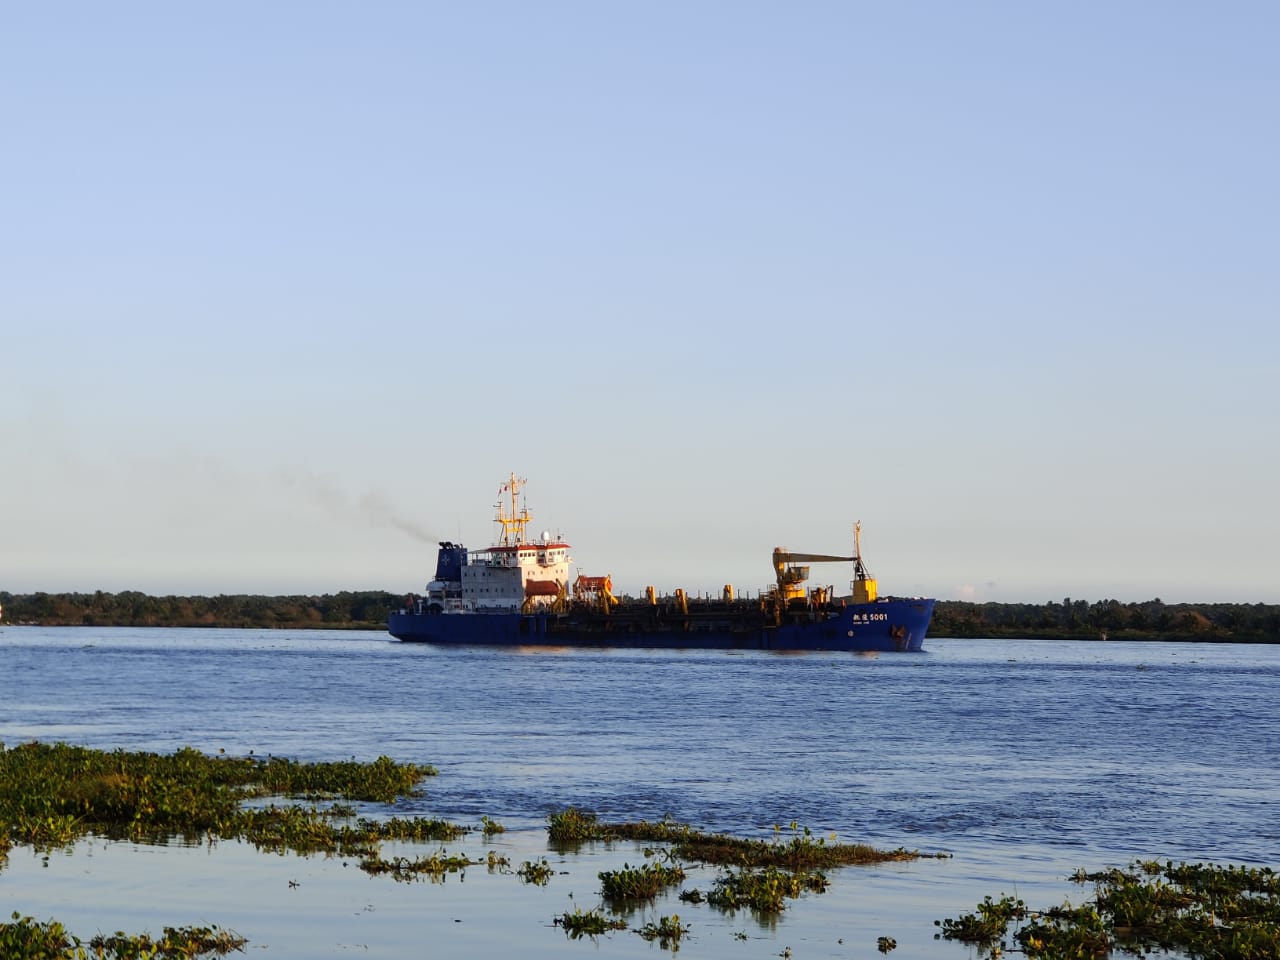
[553,907,628,939]
[705,865,830,915]
[358,850,481,882]
[938,861,1280,959]
[0,912,248,959]
[635,913,690,950]
[0,742,437,851]
[0,743,458,954]
[517,858,555,885]
[546,811,927,869]
[599,860,687,901]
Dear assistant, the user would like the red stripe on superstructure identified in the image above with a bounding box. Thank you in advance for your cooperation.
[482,543,571,553]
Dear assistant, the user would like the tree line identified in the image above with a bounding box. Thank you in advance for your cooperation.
[0,590,400,629]
[2,591,1277,641]
[931,596,1280,642]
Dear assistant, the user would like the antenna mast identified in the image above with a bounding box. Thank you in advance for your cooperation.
[494,472,531,546]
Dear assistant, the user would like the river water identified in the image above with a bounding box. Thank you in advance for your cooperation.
[1,627,1277,958]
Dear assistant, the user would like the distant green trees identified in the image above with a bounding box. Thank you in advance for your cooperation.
[0,590,399,629]
[930,597,1280,642]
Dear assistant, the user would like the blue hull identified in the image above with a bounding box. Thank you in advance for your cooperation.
[388,598,934,652]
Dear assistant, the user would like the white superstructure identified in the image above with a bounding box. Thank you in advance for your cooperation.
[422,475,572,614]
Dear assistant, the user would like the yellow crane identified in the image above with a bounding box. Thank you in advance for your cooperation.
[772,522,878,604]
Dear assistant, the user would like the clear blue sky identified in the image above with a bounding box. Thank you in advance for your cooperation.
[3,3,1276,604]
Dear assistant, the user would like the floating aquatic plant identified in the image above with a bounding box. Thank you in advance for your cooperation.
[671,821,921,870]
[0,742,447,858]
[547,812,914,916]
[935,894,1028,948]
[518,858,555,885]
[705,865,829,915]
[599,860,687,901]
[938,861,1280,959]
[547,807,606,847]
[553,907,628,939]
[89,924,249,958]
[358,850,480,882]
[545,811,926,868]
[0,912,247,959]
[635,913,689,951]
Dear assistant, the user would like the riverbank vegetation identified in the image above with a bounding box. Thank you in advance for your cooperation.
[5,590,1277,641]
[930,597,1280,642]
[0,590,398,629]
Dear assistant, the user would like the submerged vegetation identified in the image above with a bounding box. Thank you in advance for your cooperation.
[938,860,1280,959]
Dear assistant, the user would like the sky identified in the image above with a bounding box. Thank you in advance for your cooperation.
[2,3,1276,605]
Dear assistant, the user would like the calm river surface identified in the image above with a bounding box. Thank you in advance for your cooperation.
[2,627,1278,958]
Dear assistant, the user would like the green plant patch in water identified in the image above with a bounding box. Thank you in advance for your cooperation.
[518,858,555,885]
[358,850,482,882]
[599,860,687,901]
[546,811,928,868]
[554,907,628,939]
[356,815,470,843]
[0,742,451,864]
[547,807,606,847]
[91,924,249,959]
[635,913,690,951]
[704,865,830,915]
[0,912,247,959]
[935,894,1028,947]
[938,860,1280,959]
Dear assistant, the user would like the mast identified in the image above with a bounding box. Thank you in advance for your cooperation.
[494,472,531,546]
[851,521,878,602]
[853,522,868,579]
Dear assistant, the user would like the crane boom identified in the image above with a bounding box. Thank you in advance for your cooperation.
[772,551,852,564]
[772,548,854,601]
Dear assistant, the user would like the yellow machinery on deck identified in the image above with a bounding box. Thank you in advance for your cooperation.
[772,522,879,605]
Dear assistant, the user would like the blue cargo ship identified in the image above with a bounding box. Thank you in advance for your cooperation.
[388,475,934,652]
